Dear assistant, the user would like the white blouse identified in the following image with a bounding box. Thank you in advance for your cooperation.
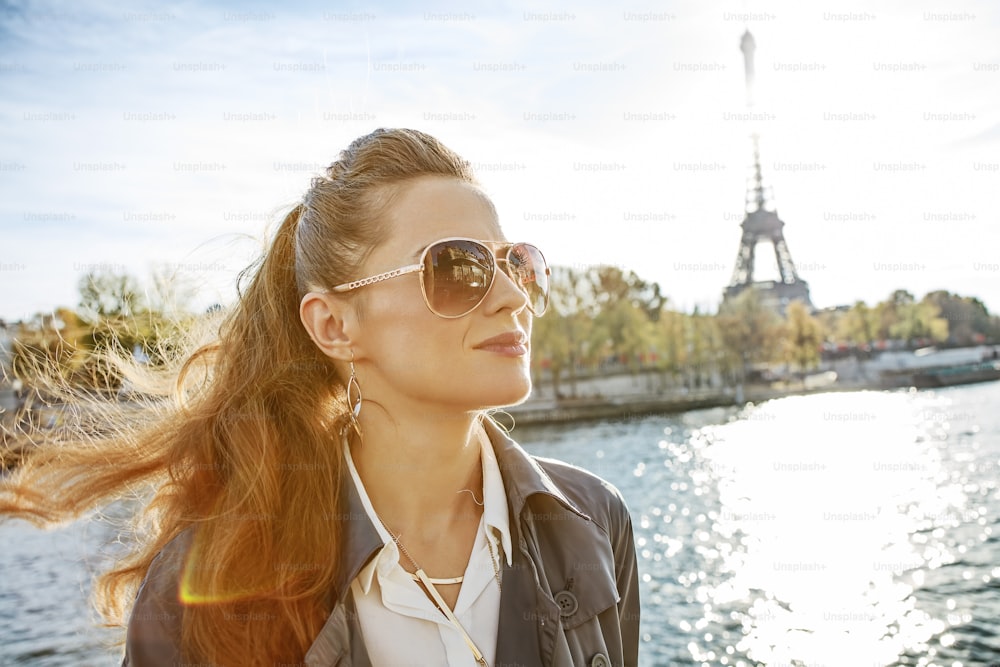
[343,434,512,667]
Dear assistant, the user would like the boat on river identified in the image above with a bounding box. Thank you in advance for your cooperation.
[875,346,1000,389]
[911,360,1000,388]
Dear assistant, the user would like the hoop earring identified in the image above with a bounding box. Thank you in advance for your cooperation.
[347,352,363,437]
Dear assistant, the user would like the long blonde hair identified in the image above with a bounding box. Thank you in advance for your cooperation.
[0,128,477,665]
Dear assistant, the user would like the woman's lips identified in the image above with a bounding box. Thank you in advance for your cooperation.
[474,331,528,355]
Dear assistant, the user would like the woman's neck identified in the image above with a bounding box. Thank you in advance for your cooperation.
[349,412,485,535]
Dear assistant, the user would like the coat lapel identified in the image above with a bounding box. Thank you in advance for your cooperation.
[487,418,621,665]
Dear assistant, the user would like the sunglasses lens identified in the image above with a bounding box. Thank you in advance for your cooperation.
[424,240,495,317]
[422,239,550,317]
[507,243,549,315]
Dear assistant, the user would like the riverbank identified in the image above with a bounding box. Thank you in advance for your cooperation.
[504,389,738,426]
[507,357,890,426]
[506,380,863,426]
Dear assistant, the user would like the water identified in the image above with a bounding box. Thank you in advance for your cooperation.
[515,383,1000,667]
[0,515,121,665]
[2,384,1000,666]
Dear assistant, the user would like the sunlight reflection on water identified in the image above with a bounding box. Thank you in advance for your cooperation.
[519,383,1000,666]
[679,388,997,666]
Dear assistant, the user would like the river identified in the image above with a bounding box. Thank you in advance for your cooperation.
[2,383,999,666]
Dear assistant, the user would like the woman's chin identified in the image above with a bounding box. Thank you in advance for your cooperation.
[484,378,534,409]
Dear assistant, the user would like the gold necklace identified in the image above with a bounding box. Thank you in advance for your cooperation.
[377,517,502,593]
[376,517,502,667]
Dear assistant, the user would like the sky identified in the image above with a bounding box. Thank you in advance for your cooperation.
[1,0,998,322]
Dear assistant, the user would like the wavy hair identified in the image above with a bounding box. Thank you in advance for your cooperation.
[0,128,477,665]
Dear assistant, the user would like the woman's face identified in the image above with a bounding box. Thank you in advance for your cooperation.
[350,175,534,415]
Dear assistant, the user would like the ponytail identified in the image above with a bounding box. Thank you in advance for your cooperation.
[1,128,479,665]
[178,203,349,662]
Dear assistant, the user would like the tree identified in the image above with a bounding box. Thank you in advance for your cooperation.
[9,269,199,393]
[531,264,667,396]
[838,301,877,350]
[10,308,91,383]
[586,264,666,322]
[783,301,823,374]
[590,296,655,373]
[871,289,914,343]
[716,288,783,381]
[653,308,685,389]
[76,268,198,368]
[695,311,731,388]
[76,269,150,361]
[531,266,593,398]
[584,265,663,371]
[890,299,948,346]
[923,290,993,345]
[78,270,144,321]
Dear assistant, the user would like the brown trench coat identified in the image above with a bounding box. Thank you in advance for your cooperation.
[123,419,641,666]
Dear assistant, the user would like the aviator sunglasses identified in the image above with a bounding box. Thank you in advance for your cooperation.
[332,237,551,318]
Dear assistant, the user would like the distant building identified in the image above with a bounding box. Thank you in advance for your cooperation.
[723,30,813,315]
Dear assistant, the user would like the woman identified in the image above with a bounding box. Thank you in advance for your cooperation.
[1,129,639,666]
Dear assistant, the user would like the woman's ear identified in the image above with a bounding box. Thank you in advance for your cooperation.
[300,292,355,361]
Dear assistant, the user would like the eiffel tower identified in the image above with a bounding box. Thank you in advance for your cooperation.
[724,30,812,313]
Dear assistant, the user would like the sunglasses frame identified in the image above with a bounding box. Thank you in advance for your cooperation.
[331,237,550,318]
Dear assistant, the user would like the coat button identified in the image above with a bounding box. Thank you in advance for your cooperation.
[590,653,611,667]
[554,590,578,617]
